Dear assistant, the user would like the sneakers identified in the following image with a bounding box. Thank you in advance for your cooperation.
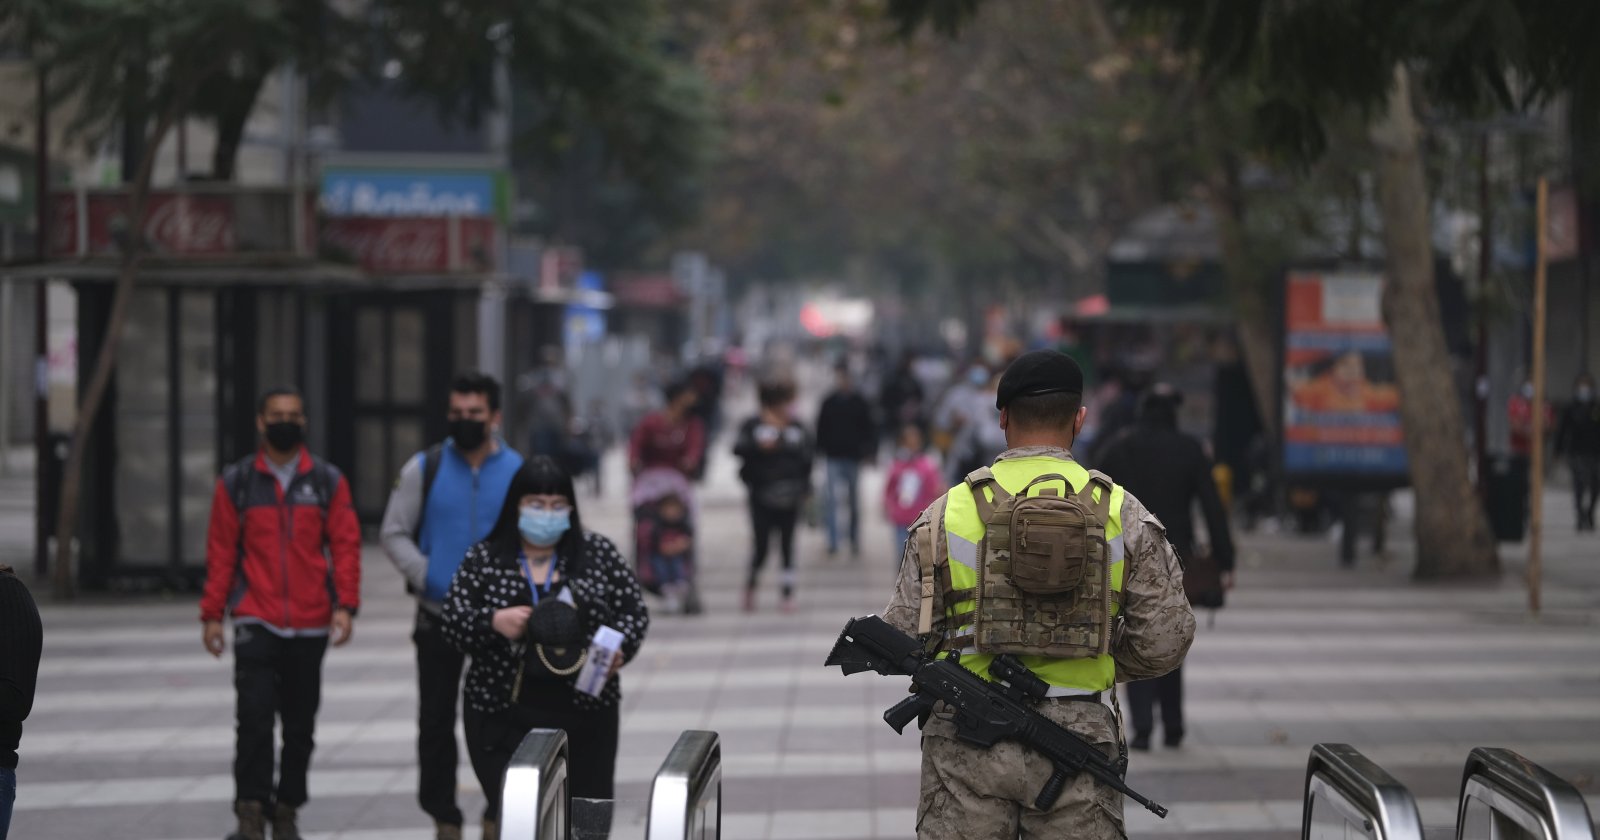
[435,823,463,840]
[270,804,300,840]
[229,801,267,840]
[481,818,499,840]
[1129,734,1151,752]
[741,588,756,613]
[780,596,798,615]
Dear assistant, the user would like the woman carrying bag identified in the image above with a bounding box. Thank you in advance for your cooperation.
[441,456,649,839]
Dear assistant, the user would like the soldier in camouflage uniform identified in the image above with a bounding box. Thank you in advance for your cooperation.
[882,350,1195,839]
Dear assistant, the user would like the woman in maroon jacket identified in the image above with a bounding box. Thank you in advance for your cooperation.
[628,379,705,477]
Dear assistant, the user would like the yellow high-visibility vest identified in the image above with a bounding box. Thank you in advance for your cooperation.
[940,455,1126,692]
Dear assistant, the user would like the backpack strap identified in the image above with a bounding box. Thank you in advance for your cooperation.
[963,467,1011,523]
[310,458,338,512]
[915,493,950,635]
[1077,469,1115,523]
[413,443,445,541]
[222,456,254,565]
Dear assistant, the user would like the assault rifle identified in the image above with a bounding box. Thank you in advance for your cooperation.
[825,614,1168,818]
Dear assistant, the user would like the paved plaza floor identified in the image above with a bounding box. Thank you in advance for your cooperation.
[3,446,1599,839]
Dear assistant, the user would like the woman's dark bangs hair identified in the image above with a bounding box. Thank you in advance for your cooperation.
[517,455,579,502]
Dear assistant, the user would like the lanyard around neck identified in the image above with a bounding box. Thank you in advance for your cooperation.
[518,553,558,606]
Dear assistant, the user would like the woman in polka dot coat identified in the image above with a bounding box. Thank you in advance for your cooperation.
[441,457,648,837]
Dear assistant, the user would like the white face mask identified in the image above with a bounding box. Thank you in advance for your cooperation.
[1578,386,1595,402]
[1522,384,1536,399]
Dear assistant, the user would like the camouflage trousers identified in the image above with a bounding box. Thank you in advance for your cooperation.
[916,698,1127,839]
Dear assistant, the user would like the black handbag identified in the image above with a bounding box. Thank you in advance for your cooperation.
[1182,546,1226,609]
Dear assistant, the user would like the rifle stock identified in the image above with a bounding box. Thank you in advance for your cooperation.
[826,615,1168,819]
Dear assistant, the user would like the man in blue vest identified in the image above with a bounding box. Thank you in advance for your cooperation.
[381,373,524,840]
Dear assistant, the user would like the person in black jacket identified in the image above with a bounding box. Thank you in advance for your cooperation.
[816,362,878,558]
[0,564,43,840]
[1097,384,1235,750]
[1555,373,1600,531]
[440,457,648,840]
[734,379,815,613]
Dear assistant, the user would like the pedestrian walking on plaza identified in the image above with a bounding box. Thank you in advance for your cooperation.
[1098,384,1235,751]
[945,372,1007,484]
[199,388,361,840]
[380,373,524,840]
[882,423,943,564]
[881,350,1194,838]
[628,380,704,479]
[441,457,648,840]
[0,565,42,840]
[816,361,878,558]
[734,379,814,613]
[878,354,926,440]
[1556,372,1600,531]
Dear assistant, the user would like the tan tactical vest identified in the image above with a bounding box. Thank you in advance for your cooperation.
[953,466,1116,659]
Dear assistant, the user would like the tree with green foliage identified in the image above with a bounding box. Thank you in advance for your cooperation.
[890,0,1598,580]
[7,0,305,596]
[5,0,715,595]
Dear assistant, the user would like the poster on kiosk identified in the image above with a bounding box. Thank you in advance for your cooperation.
[1281,270,1410,487]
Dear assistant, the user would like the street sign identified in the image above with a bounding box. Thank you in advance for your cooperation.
[319,168,498,217]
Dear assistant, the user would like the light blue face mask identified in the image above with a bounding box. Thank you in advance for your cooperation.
[519,507,571,547]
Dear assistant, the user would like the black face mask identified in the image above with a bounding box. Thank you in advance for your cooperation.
[264,421,304,452]
[449,418,489,451]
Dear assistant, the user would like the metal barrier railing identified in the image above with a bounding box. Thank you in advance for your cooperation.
[1456,748,1596,840]
[500,728,571,840]
[645,730,722,840]
[1303,743,1426,840]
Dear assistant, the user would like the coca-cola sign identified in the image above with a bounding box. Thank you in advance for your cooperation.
[320,216,496,274]
[51,192,237,256]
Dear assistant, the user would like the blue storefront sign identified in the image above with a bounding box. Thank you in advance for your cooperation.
[320,168,498,217]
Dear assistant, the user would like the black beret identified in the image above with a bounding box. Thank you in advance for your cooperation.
[996,350,1085,410]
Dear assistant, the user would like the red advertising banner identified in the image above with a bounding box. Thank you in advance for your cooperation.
[51,192,237,256]
[319,216,496,274]
[50,190,320,257]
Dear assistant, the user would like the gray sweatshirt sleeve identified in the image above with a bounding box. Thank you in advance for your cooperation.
[380,455,429,593]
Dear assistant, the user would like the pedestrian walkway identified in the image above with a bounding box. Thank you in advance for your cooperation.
[7,447,1600,838]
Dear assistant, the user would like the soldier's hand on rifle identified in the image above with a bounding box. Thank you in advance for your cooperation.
[493,605,533,640]
[202,620,226,658]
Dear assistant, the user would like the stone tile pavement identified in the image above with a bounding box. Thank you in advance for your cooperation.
[3,444,1599,838]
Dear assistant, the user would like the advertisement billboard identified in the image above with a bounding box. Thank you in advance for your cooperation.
[1282,270,1409,481]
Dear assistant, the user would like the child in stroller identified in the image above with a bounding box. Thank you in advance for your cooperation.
[632,467,702,614]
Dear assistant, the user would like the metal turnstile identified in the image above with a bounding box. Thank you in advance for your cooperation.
[1456,747,1596,840]
[1303,743,1427,840]
[500,729,571,840]
[645,730,723,840]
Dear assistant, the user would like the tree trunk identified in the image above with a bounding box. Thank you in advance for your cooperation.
[210,70,268,180]
[1368,66,1498,580]
[52,96,192,598]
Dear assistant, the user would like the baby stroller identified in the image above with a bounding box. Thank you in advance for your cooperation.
[631,467,703,615]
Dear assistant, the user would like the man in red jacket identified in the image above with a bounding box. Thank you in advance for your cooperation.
[200,387,361,840]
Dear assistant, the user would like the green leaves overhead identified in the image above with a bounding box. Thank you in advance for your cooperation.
[890,0,1600,165]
